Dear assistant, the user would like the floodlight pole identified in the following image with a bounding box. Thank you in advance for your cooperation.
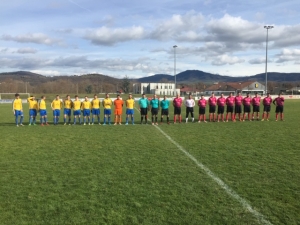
[173,45,177,95]
[264,25,274,95]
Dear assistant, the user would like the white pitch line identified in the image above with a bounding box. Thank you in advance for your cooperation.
[153,124,273,225]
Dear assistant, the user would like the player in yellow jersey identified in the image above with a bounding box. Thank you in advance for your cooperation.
[51,95,63,125]
[39,96,49,126]
[102,93,113,125]
[91,94,101,125]
[12,93,24,127]
[27,95,38,126]
[72,95,82,125]
[63,95,72,125]
[81,96,92,125]
[125,94,135,125]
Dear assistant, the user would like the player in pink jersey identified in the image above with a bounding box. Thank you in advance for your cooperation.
[225,92,235,122]
[208,92,217,122]
[198,95,207,123]
[234,92,243,121]
[252,92,261,121]
[262,93,272,121]
[173,93,183,123]
[242,93,251,121]
[217,93,226,122]
[273,93,284,121]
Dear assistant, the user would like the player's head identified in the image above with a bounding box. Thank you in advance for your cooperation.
[75,95,78,100]
[267,92,270,96]
[201,95,204,99]
[30,95,35,100]
[153,94,157,99]
[66,95,70,100]
[229,92,233,97]
[247,92,250,97]
[56,95,60,100]
[94,94,97,99]
[237,92,241,96]
[221,93,224,97]
[176,93,180,98]
[41,95,45,100]
[84,96,88,101]
[128,94,132,99]
[255,92,258,96]
[164,95,166,100]
[117,94,120,99]
[105,93,109,98]
[211,92,214,97]
[142,93,145,98]
[189,94,192,99]
[278,92,282,96]
[15,93,20,98]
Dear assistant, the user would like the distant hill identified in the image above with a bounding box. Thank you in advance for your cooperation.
[136,70,300,83]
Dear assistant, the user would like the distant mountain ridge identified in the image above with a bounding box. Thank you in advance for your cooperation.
[136,70,300,83]
[1,70,300,83]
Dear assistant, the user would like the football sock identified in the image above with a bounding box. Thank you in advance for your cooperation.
[167,117,169,122]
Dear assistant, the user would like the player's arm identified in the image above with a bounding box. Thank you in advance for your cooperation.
[272,99,276,105]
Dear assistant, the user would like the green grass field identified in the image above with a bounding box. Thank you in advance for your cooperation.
[0,101,299,224]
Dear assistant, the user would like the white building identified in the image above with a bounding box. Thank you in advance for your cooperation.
[133,83,180,96]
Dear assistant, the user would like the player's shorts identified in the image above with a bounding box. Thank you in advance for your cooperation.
[114,109,122,115]
[14,110,23,117]
[244,105,251,113]
[161,109,169,116]
[40,110,47,117]
[53,109,60,117]
[64,108,71,116]
[92,108,100,115]
[263,105,271,112]
[140,108,148,116]
[186,107,194,114]
[209,105,216,113]
[217,106,224,114]
[235,105,242,114]
[174,106,181,115]
[126,109,134,115]
[227,106,233,113]
[29,109,37,117]
[275,105,283,113]
[73,110,81,116]
[199,107,206,115]
[104,109,111,115]
[83,109,90,116]
[151,108,159,115]
[253,105,260,112]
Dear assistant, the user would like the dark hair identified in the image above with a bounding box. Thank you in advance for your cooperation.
[117,94,120,97]
[75,95,78,98]
[15,93,19,97]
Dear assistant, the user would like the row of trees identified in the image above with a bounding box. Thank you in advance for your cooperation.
[0,76,133,94]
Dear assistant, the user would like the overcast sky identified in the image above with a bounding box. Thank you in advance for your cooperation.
[0,0,299,78]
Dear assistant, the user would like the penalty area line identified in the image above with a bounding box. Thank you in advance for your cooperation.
[153,125,273,225]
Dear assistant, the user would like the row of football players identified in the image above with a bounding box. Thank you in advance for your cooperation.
[12,92,284,126]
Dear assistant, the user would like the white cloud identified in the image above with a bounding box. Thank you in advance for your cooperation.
[1,33,62,46]
[17,47,37,54]
[84,26,145,46]
[212,54,245,66]
[30,70,61,76]
[275,48,300,63]
[249,58,265,64]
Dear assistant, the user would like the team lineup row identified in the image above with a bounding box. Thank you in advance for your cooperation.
[11,92,285,127]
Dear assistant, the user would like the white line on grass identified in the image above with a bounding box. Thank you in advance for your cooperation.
[134,106,273,225]
[153,125,273,225]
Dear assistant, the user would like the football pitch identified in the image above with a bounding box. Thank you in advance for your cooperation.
[0,101,299,225]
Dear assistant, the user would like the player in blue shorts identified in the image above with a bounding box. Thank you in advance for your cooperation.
[12,93,24,127]
[51,95,62,125]
[102,94,113,125]
[72,95,82,125]
[63,95,72,125]
[91,94,101,125]
[125,94,135,125]
[81,96,92,125]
